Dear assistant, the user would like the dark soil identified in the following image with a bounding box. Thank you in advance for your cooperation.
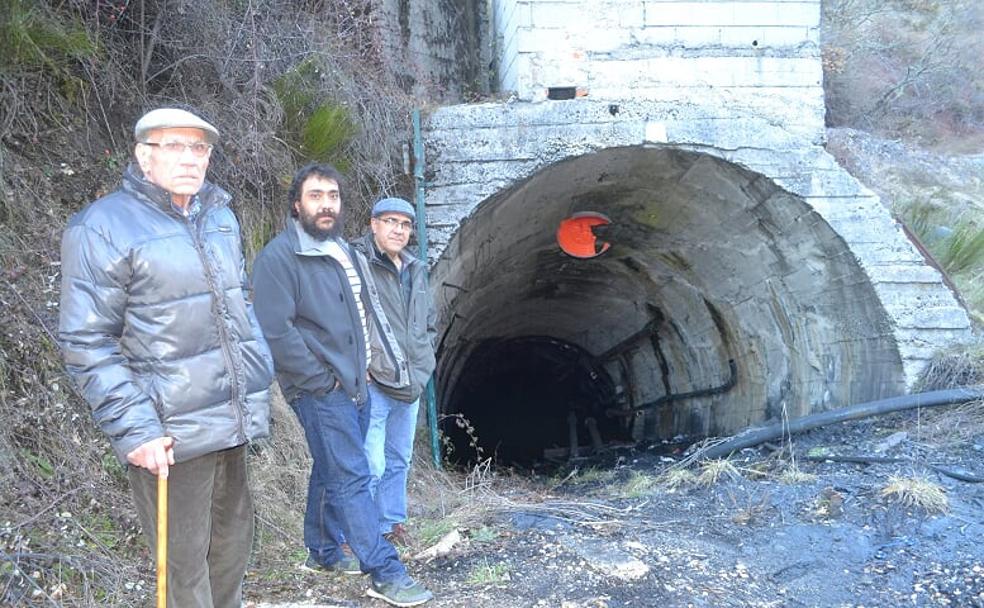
[252,407,984,608]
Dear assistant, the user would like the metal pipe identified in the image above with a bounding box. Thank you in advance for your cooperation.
[567,411,579,461]
[412,108,442,469]
[606,359,738,417]
[596,319,657,361]
[697,386,984,461]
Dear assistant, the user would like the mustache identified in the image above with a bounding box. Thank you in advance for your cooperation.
[315,210,337,220]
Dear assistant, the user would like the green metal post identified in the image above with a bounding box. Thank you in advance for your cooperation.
[412,109,442,469]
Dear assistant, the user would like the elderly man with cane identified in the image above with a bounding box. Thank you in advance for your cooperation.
[58,108,274,607]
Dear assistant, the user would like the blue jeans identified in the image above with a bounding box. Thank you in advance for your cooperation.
[290,390,406,584]
[365,384,419,535]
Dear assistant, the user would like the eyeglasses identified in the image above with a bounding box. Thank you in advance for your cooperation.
[377,217,413,231]
[141,141,213,157]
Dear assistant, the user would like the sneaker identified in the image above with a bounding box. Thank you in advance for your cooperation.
[366,576,433,607]
[383,523,412,547]
[300,553,362,575]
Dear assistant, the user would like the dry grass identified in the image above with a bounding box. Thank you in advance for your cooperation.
[248,389,310,560]
[917,344,984,391]
[880,475,949,514]
[658,468,696,492]
[730,492,772,526]
[903,399,984,447]
[696,459,742,487]
[619,471,658,498]
[778,466,817,485]
[575,467,618,485]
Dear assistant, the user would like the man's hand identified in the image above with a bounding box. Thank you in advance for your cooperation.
[126,437,175,478]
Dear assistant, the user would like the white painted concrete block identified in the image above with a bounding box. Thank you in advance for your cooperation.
[645,122,668,143]
[584,56,821,89]
[643,2,819,28]
[531,2,589,29]
[635,25,817,47]
[529,53,588,87]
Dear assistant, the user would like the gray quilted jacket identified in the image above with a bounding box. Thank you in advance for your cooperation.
[58,164,274,465]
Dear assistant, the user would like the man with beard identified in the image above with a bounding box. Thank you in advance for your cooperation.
[251,163,432,607]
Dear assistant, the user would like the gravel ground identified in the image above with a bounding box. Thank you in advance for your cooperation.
[249,406,984,608]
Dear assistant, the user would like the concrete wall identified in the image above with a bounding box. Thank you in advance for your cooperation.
[423,96,973,403]
[493,0,821,102]
[374,0,489,102]
[417,0,973,441]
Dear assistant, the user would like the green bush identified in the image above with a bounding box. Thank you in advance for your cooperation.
[301,103,356,165]
[0,0,96,72]
[272,59,356,168]
[897,201,984,322]
[939,221,984,277]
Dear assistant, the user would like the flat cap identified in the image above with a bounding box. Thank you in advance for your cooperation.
[134,108,219,143]
[372,197,416,221]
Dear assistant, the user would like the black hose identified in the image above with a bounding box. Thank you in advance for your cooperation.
[696,386,984,461]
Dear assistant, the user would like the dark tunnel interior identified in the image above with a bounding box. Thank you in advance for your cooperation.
[442,336,629,466]
[429,147,907,470]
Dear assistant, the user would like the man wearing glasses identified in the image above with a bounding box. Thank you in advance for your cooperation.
[58,108,273,607]
[351,199,436,548]
[251,165,433,606]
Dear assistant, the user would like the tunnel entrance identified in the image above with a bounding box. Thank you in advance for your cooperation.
[442,336,627,466]
[430,146,906,467]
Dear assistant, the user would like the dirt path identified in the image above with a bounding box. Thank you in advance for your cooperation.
[248,407,984,608]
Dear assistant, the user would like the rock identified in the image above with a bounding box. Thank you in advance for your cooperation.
[560,537,650,581]
[874,431,908,454]
[414,529,463,561]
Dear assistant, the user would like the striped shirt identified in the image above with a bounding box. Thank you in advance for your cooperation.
[293,222,371,371]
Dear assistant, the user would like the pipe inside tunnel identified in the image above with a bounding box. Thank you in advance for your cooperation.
[431,146,907,466]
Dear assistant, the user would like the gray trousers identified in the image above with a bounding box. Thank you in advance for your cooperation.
[128,444,253,608]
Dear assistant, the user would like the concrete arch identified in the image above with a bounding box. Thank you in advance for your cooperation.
[403,1,972,462]
[431,146,910,453]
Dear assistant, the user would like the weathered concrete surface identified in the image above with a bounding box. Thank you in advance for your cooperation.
[423,103,972,440]
[493,0,822,102]
[374,0,489,102]
[418,0,973,443]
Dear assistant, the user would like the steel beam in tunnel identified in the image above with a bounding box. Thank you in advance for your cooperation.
[430,146,907,461]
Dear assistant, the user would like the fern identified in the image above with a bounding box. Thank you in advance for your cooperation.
[271,59,356,168]
[0,0,96,72]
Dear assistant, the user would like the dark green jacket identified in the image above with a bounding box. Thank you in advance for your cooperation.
[352,233,436,403]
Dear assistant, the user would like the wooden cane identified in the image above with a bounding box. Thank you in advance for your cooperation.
[157,472,168,608]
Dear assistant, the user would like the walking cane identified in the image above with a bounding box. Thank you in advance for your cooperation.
[157,472,168,608]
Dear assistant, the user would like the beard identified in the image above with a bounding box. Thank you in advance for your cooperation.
[298,207,344,241]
